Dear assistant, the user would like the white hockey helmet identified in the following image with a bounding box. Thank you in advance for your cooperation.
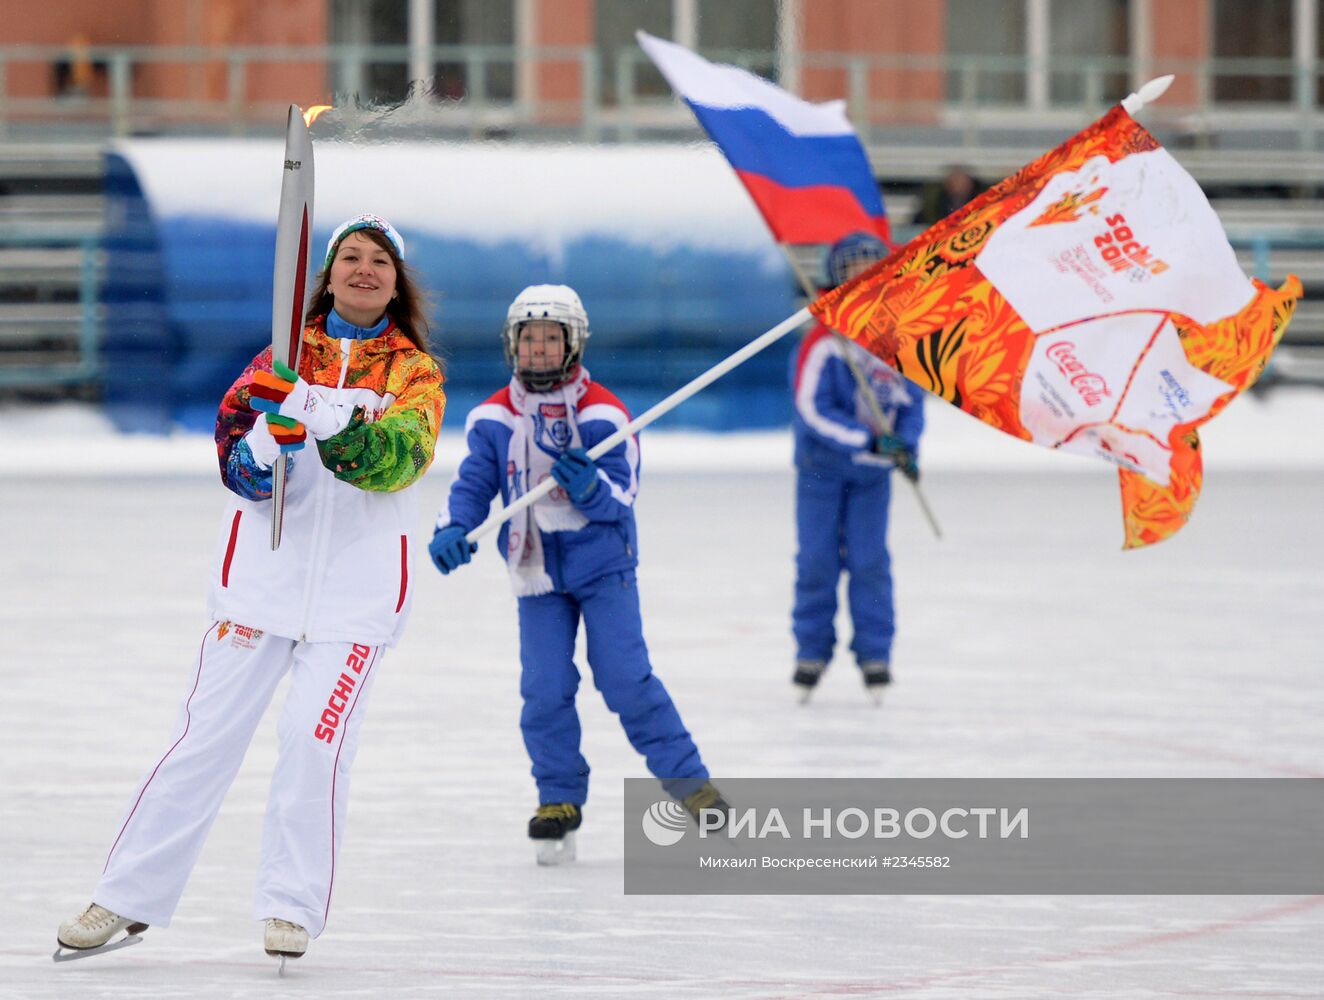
[502,284,590,391]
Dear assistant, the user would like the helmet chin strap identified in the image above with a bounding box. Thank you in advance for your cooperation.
[518,362,580,392]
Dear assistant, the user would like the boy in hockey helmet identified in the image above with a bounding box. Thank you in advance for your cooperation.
[790,231,925,701]
[501,283,588,392]
[429,284,725,862]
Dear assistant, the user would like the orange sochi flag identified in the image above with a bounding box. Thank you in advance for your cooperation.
[811,104,1300,549]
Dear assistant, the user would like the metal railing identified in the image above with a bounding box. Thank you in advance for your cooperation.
[0,231,102,389]
[1227,229,1324,386]
[0,43,599,139]
[0,43,1320,148]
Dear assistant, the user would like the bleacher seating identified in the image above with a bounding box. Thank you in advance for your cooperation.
[0,146,104,396]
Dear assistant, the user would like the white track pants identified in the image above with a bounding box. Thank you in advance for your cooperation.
[93,621,383,938]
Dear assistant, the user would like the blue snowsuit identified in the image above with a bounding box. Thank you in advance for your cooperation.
[439,375,708,806]
[791,323,925,666]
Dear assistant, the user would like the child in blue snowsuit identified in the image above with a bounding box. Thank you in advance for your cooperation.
[791,233,925,699]
[429,284,723,855]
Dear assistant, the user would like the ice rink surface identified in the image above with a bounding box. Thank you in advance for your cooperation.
[1,395,1321,998]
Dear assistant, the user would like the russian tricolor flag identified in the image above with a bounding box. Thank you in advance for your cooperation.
[638,31,890,247]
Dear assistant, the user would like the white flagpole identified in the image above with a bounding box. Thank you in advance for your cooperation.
[466,307,814,543]
[1121,74,1174,114]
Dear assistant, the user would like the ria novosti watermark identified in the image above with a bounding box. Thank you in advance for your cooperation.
[642,801,1028,847]
[677,803,1029,843]
[624,779,1324,894]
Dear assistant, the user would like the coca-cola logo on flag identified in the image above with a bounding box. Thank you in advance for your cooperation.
[1046,341,1111,407]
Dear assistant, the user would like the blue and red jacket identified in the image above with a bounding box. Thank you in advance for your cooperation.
[791,322,925,477]
[438,375,640,594]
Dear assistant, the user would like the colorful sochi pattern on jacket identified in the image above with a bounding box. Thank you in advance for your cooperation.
[791,321,925,476]
[216,316,445,496]
[209,314,445,647]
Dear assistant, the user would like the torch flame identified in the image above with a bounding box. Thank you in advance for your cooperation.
[302,104,333,128]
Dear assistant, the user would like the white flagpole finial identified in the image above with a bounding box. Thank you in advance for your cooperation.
[1121,74,1174,114]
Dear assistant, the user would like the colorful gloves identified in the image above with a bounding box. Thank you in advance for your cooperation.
[551,447,600,504]
[429,525,476,575]
[249,359,346,440]
[266,414,307,453]
[875,433,920,483]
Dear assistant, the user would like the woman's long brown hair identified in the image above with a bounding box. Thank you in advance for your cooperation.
[304,227,439,367]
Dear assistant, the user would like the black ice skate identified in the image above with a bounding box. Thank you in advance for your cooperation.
[793,659,827,703]
[681,782,731,832]
[529,803,582,866]
[859,660,891,705]
[53,904,148,963]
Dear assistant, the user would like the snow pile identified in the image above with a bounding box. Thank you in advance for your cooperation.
[113,139,778,258]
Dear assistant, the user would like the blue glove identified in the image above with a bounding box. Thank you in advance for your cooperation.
[875,433,919,483]
[429,525,476,575]
[551,447,600,504]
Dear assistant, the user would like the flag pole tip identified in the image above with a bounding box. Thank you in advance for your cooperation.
[1121,74,1174,114]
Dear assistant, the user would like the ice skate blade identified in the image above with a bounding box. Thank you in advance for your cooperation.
[535,830,577,865]
[53,929,146,963]
[796,684,815,705]
[266,948,303,975]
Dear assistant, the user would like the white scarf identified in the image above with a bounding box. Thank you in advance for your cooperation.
[505,368,591,596]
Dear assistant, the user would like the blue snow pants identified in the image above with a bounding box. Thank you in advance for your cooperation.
[517,569,708,806]
[792,467,895,665]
